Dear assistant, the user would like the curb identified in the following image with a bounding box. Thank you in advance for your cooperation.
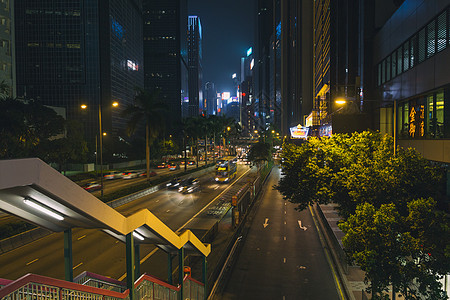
[312,204,355,300]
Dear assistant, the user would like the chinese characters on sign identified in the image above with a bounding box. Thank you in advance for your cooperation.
[409,105,424,138]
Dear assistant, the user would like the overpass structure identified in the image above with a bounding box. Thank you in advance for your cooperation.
[0,158,210,300]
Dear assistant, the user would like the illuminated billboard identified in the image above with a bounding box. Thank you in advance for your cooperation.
[222,92,230,100]
[247,47,252,56]
[290,124,309,139]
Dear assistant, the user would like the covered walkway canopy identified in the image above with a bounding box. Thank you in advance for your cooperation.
[0,158,210,257]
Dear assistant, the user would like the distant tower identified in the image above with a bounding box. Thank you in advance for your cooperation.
[14,0,144,144]
[204,82,216,115]
[143,0,188,132]
[188,16,203,117]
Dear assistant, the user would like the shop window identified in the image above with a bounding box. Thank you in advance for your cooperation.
[436,91,444,138]
[377,63,381,86]
[386,56,391,81]
[403,40,409,71]
[426,20,436,58]
[396,48,402,75]
[391,52,397,78]
[418,28,426,63]
[437,11,447,52]
[426,95,434,138]
[381,59,385,84]
[399,102,410,138]
[410,35,417,68]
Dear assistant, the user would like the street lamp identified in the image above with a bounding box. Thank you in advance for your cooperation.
[81,101,119,197]
[334,97,397,156]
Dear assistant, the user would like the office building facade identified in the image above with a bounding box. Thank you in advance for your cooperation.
[14,0,144,148]
[187,15,202,117]
[143,0,187,133]
[374,0,450,164]
[0,0,14,98]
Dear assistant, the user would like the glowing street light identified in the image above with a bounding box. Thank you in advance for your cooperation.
[80,101,119,197]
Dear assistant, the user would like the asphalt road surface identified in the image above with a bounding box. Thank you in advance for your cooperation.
[0,164,251,281]
[220,167,342,300]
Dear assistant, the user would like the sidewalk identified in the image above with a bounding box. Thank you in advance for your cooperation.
[316,204,369,300]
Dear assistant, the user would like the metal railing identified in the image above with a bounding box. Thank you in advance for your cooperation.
[183,276,204,300]
[0,273,205,300]
[74,271,127,293]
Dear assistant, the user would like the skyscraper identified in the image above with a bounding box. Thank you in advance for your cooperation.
[187,15,203,117]
[0,0,14,98]
[204,81,216,115]
[143,0,187,133]
[14,0,144,146]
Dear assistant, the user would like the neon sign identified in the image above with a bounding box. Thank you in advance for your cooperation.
[409,105,424,138]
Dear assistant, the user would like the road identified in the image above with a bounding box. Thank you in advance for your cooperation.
[0,164,251,282]
[220,166,342,300]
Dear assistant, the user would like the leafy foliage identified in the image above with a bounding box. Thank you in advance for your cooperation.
[0,98,65,159]
[277,131,449,298]
[277,131,445,217]
[247,142,272,165]
[341,199,449,299]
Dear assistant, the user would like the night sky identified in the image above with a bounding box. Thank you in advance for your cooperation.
[188,0,256,94]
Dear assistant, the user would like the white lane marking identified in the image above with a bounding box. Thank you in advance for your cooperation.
[284,236,286,241]
[77,235,86,240]
[284,221,286,225]
[166,210,170,213]
[214,186,219,190]
[298,266,307,269]
[26,258,39,266]
[73,262,83,270]
[285,211,287,215]
[156,199,159,203]
[117,167,253,281]
[263,218,269,228]
[284,202,286,206]
[298,220,307,231]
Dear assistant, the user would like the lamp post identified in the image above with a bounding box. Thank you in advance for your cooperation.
[334,97,397,155]
[81,101,119,197]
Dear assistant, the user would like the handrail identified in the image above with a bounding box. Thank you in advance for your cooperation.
[184,275,204,287]
[74,271,126,287]
[0,273,206,299]
[0,273,129,298]
[135,273,180,291]
[0,279,12,287]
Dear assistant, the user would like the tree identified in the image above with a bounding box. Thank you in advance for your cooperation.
[0,98,65,159]
[37,120,88,173]
[122,87,167,179]
[276,131,445,217]
[340,199,449,300]
[247,141,271,168]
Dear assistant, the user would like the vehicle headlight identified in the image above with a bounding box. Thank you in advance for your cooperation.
[178,187,183,192]
[215,178,219,181]
[225,178,229,182]
[166,183,171,186]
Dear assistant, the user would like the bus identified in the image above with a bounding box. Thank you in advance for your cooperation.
[214,160,237,183]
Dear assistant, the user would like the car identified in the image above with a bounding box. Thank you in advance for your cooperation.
[156,162,167,169]
[178,177,200,194]
[83,182,101,192]
[104,171,121,180]
[121,170,139,179]
[166,178,182,189]
[167,162,180,170]
[139,171,157,177]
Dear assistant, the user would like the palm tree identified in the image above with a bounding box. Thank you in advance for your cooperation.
[122,87,167,179]
[183,116,201,168]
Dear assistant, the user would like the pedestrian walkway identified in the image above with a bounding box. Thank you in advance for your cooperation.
[317,204,369,300]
